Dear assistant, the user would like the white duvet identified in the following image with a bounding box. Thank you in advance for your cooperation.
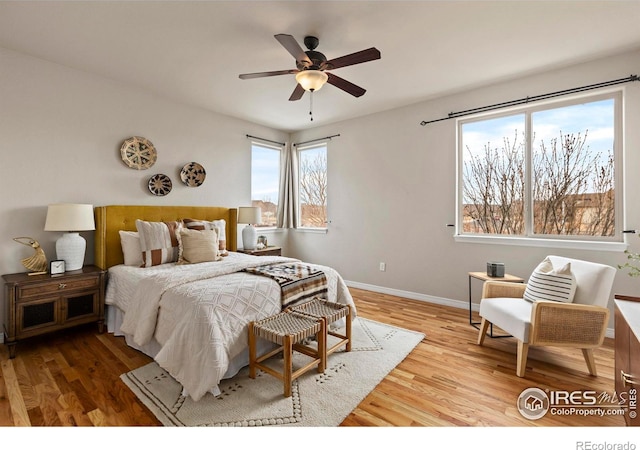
[105,252,356,401]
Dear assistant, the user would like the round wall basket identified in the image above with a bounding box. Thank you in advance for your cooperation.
[148,174,172,196]
[180,162,206,187]
[120,136,157,170]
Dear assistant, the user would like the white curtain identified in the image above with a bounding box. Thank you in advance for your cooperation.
[276,142,299,228]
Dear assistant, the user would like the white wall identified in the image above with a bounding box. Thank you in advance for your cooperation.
[0,47,288,332]
[289,49,640,329]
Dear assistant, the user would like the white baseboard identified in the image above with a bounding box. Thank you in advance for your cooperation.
[345,280,615,339]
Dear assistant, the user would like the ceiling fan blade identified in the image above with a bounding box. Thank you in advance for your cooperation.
[325,47,381,70]
[274,34,312,66]
[289,84,305,101]
[239,69,297,80]
[326,73,366,97]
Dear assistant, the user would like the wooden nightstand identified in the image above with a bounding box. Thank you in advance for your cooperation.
[237,246,282,257]
[3,265,106,358]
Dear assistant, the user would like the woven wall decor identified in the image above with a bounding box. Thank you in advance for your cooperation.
[120,136,157,170]
[148,174,172,196]
[180,162,206,187]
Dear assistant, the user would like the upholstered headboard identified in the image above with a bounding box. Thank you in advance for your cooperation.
[94,205,238,269]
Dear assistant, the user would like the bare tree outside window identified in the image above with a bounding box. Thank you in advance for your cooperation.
[461,96,617,239]
[298,145,327,227]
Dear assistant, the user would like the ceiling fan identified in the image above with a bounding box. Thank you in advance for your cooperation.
[239,34,381,101]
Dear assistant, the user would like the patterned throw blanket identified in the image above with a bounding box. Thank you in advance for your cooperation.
[243,262,328,308]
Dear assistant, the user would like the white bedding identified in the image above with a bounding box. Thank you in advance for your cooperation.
[105,251,356,401]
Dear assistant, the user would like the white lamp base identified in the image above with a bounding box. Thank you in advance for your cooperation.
[56,232,86,271]
[242,224,257,250]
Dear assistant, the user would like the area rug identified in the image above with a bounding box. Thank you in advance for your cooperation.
[121,317,424,427]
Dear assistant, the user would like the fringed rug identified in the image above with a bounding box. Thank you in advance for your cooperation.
[121,317,424,427]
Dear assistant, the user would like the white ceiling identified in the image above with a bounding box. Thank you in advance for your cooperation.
[1,1,640,132]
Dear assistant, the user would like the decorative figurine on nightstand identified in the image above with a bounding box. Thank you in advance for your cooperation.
[13,236,47,275]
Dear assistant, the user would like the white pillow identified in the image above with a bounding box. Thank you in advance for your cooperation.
[119,230,143,267]
[523,257,577,303]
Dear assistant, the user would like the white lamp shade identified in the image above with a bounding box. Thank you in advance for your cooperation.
[295,70,328,92]
[237,206,262,225]
[44,203,95,271]
[44,203,95,231]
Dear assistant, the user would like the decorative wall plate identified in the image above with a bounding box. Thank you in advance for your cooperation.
[180,162,206,187]
[148,174,172,196]
[120,136,157,170]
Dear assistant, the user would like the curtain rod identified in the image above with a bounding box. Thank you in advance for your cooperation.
[420,74,639,126]
[293,134,340,147]
[245,134,285,146]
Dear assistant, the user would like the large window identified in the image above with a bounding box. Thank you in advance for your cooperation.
[298,143,328,228]
[459,91,621,242]
[251,142,281,227]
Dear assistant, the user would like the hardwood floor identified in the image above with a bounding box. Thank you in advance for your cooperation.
[0,287,626,427]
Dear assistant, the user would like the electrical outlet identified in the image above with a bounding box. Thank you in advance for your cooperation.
[379,262,386,272]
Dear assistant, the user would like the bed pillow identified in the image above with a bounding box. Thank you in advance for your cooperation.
[119,230,143,267]
[176,228,221,264]
[523,257,577,303]
[135,219,182,267]
[183,218,228,255]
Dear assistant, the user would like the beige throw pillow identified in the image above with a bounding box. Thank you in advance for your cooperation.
[183,218,228,255]
[177,228,221,264]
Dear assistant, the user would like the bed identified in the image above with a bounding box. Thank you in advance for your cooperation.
[95,205,356,401]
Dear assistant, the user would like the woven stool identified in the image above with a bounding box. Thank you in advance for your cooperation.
[248,312,326,397]
[288,298,352,361]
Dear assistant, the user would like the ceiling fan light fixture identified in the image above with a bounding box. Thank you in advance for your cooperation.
[295,70,328,92]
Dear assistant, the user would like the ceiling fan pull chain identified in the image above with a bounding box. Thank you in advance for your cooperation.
[309,90,314,121]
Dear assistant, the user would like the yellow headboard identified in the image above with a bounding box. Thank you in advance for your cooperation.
[94,205,238,270]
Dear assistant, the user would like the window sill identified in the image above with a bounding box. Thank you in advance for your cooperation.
[454,234,627,252]
[294,227,328,234]
[253,227,285,234]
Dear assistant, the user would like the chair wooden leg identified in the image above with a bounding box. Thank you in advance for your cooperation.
[477,318,490,345]
[582,348,598,376]
[516,340,529,377]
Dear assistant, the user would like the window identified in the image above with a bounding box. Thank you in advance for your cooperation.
[298,143,328,228]
[459,91,621,242]
[251,142,281,227]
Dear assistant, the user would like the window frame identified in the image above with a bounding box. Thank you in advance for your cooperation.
[296,142,329,231]
[250,140,283,230]
[455,88,625,251]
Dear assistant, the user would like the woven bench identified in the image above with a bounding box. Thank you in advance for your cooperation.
[287,298,352,358]
[248,311,326,397]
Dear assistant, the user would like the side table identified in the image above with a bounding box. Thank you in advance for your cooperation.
[468,271,524,338]
[237,246,282,257]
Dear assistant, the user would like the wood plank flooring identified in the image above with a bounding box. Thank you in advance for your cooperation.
[0,287,626,427]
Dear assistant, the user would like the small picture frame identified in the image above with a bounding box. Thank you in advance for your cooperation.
[50,259,65,275]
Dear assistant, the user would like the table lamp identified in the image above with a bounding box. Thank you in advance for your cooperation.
[238,206,262,250]
[44,203,95,271]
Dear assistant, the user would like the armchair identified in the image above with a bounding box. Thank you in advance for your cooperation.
[477,255,615,377]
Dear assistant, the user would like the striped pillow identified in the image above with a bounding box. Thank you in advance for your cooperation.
[183,218,227,255]
[523,257,576,303]
[135,219,182,267]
